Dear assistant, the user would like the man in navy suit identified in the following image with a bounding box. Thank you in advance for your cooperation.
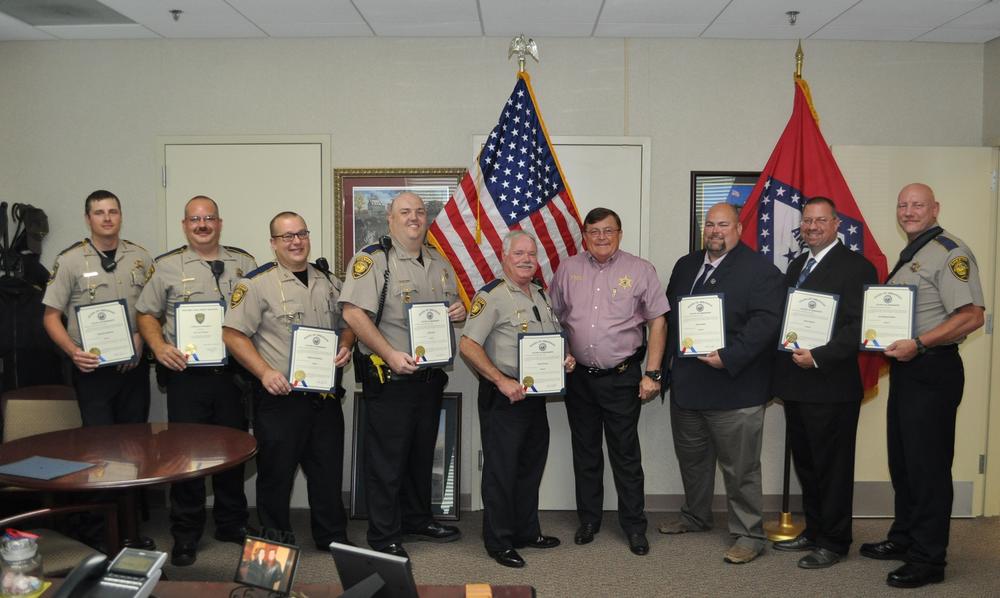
[659,202,783,564]
[771,197,877,569]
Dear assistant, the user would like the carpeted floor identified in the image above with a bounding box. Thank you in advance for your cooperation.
[148,509,1000,597]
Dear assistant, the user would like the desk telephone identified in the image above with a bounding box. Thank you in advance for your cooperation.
[53,548,167,598]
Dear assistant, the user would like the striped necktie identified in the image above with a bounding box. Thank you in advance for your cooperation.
[692,264,714,294]
[795,257,817,288]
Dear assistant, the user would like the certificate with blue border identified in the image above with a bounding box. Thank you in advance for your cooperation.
[406,301,455,368]
[860,285,916,352]
[175,301,227,367]
[287,324,338,393]
[517,332,566,396]
[677,294,726,357]
[779,288,839,352]
[76,299,135,367]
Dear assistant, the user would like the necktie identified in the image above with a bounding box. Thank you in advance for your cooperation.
[692,264,714,294]
[796,257,817,288]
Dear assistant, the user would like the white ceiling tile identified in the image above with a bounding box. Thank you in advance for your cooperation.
[0,11,54,39]
[831,0,988,28]
[947,1,1000,28]
[702,23,824,40]
[810,26,936,41]
[713,0,859,28]
[98,0,265,38]
[599,0,728,25]
[256,22,373,37]
[915,27,1000,42]
[594,23,705,37]
[355,0,480,36]
[481,0,602,36]
[227,0,365,26]
[37,23,158,39]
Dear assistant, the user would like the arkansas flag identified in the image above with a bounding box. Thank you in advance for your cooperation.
[428,72,585,306]
[738,77,888,390]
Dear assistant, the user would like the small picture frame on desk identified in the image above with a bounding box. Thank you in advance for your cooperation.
[350,391,461,520]
[235,536,300,596]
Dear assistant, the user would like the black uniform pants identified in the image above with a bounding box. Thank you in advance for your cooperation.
[784,399,861,555]
[361,370,446,550]
[73,362,150,426]
[565,363,646,534]
[253,390,347,547]
[479,380,549,553]
[166,368,249,544]
[887,349,963,567]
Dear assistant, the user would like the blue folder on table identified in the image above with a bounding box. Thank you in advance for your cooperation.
[0,456,95,480]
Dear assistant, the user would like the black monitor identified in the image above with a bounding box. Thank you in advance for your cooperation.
[329,542,419,598]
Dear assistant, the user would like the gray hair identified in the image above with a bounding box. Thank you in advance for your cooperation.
[503,230,538,254]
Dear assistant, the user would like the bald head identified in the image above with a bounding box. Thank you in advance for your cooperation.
[387,191,429,250]
[896,183,940,241]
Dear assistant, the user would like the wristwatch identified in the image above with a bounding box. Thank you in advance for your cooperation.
[644,370,663,382]
[913,337,927,355]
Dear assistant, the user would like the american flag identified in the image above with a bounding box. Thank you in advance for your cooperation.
[428,73,584,304]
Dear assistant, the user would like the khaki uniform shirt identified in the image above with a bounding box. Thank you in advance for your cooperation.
[43,239,153,346]
[887,228,985,342]
[463,275,561,378]
[339,237,458,355]
[223,262,343,373]
[136,245,257,345]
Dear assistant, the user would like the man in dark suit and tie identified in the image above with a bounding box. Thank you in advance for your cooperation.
[771,197,877,569]
[659,202,783,564]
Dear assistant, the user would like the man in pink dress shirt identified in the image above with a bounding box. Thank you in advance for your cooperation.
[549,207,669,556]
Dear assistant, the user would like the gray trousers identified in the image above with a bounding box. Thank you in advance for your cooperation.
[670,403,766,548]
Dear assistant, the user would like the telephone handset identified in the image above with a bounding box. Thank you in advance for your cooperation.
[53,548,166,598]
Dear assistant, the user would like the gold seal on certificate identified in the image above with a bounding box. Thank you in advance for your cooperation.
[779,288,838,351]
[76,300,136,367]
[860,285,915,351]
[288,325,338,393]
[175,301,226,366]
[677,295,725,357]
[517,333,565,395]
[407,302,454,367]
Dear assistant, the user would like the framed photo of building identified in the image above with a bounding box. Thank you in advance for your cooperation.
[690,171,760,251]
[349,391,461,520]
[333,168,464,278]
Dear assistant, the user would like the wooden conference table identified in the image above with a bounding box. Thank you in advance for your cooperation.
[0,422,257,540]
[44,580,536,597]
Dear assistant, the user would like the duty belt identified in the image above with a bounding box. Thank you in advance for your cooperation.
[582,347,646,377]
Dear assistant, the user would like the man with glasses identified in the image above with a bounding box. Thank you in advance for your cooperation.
[548,207,669,556]
[659,202,783,564]
[340,192,466,558]
[223,211,356,549]
[136,195,257,566]
[771,197,877,569]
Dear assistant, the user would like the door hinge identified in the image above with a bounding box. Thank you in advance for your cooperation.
[161,165,167,188]
[980,454,986,475]
[991,169,997,193]
[986,313,993,335]
[478,450,484,471]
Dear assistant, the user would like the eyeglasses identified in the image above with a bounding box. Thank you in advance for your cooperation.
[272,230,310,242]
[186,215,219,224]
[800,217,834,226]
[585,228,620,238]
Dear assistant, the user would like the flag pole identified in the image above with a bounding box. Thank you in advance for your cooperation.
[763,39,808,544]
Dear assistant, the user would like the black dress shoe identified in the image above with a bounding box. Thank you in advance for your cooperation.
[859,539,908,561]
[574,523,598,545]
[798,547,841,569]
[773,535,816,552]
[170,542,197,567]
[379,543,410,559]
[515,535,561,549]
[488,548,526,568]
[405,521,461,543]
[887,563,944,588]
[214,525,258,544]
[627,532,649,556]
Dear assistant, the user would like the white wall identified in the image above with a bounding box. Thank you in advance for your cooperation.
[0,36,988,503]
[984,37,1000,145]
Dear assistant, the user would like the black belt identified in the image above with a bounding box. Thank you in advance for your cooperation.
[924,344,959,355]
[582,347,646,377]
[176,365,230,376]
[388,367,443,383]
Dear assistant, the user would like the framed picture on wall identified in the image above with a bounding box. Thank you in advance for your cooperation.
[334,168,465,278]
[349,391,462,520]
[690,171,761,251]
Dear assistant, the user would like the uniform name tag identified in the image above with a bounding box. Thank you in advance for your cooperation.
[83,271,99,278]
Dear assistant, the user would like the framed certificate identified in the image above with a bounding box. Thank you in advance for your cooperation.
[517,332,566,396]
[174,301,227,367]
[287,325,339,393]
[406,301,454,368]
[75,299,136,367]
[779,288,839,351]
[860,285,916,351]
[677,294,726,357]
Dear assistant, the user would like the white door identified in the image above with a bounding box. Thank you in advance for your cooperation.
[158,136,332,508]
[833,145,997,516]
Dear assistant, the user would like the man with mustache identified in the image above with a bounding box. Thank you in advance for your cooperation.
[136,195,257,566]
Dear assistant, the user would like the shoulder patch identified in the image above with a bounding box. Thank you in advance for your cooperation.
[47,260,59,285]
[230,282,248,308]
[246,262,277,279]
[949,256,970,282]
[935,236,959,251]
[361,243,386,255]
[352,255,375,279]
[469,294,487,318]
[145,263,155,283]
[479,278,504,294]
[223,245,254,258]
[58,240,84,256]
[155,246,186,262]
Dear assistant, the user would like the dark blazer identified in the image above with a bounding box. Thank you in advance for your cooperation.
[666,242,784,410]
[772,242,878,403]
